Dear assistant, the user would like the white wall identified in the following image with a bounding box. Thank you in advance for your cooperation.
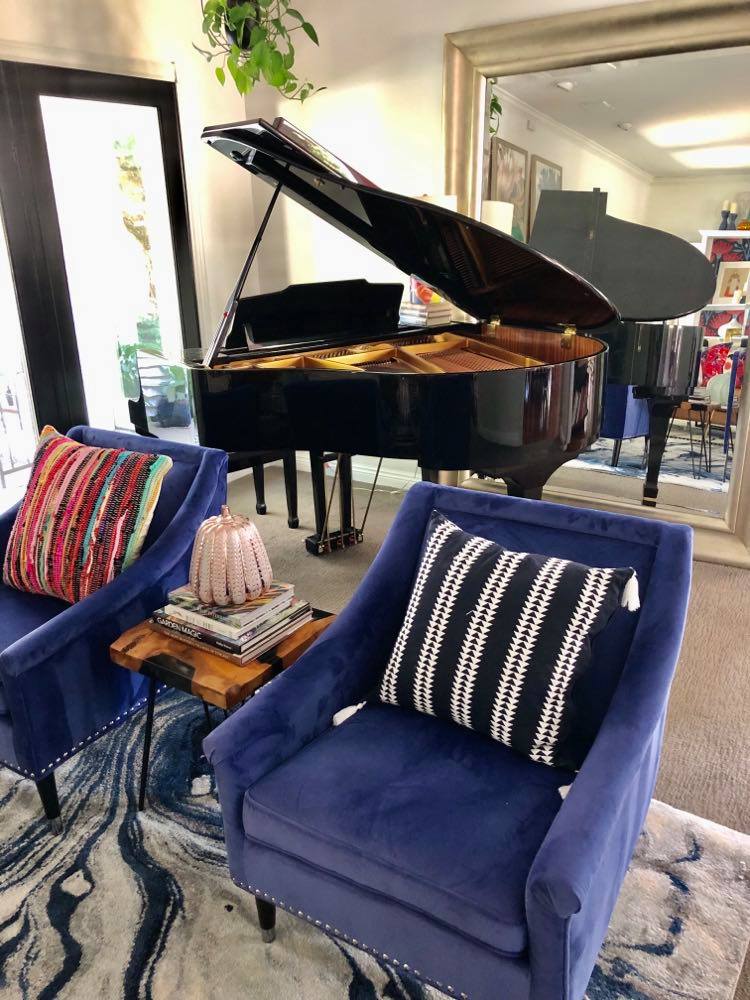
[0,0,254,345]
[494,90,652,229]
[645,172,750,242]
[242,0,656,293]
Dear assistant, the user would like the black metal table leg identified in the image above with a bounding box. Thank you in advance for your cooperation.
[138,675,157,811]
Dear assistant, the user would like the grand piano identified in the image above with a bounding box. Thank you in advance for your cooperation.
[530,189,715,506]
[133,118,620,554]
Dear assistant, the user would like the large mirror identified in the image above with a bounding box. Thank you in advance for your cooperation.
[444,1,750,565]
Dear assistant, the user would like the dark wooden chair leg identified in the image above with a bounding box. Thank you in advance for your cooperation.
[252,463,267,515]
[255,897,276,943]
[36,773,62,833]
[282,451,299,528]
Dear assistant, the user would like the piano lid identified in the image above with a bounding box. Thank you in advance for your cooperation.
[530,189,716,323]
[202,118,617,330]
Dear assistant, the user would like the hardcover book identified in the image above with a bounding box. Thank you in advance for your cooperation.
[152,599,310,654]
[166,582,294,638]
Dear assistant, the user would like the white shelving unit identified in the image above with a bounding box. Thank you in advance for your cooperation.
[682,231,750,328]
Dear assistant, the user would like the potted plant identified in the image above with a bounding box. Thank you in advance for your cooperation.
[196,0,324,102]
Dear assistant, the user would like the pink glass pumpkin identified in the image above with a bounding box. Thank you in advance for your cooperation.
[189,505,272,606]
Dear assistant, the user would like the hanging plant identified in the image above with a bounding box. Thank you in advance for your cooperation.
[488,79,503,137]
[196,0,324,102]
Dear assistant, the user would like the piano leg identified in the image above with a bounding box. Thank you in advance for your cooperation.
[282,451,299,528]
[252,463,267,515]
[642,398,676,507]
[420,469,460,486]
[503,480,544,501]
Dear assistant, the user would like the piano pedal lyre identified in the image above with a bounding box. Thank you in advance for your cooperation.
[305,453,383,556]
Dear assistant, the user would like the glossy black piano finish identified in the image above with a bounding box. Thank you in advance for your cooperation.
[134,118,619,553]
[164,324,606,500]
[531,189,715,505]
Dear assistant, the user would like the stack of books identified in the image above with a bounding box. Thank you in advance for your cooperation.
[150,582,311,664]
[399,300,454,327]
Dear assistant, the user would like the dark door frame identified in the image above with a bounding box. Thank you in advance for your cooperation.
[0,61,200,431]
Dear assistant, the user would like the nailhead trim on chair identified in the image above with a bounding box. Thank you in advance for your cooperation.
[231,876,469,999]
[0,685,167,780]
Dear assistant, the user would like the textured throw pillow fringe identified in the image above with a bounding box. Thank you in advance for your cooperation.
[3,426,172,604]
[378,511,639,771]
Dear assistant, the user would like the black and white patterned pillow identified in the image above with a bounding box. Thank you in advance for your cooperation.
[378,511,639,770]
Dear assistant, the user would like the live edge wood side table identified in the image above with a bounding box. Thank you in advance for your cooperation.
[110,609,334,810]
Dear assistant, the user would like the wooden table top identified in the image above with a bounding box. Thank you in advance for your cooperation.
[110,610,334,710]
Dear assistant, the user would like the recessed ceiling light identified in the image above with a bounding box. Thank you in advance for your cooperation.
[617,122,633,132]
[555,80,576,92]
[605,62,619,69]
[672,144,750,169]
[640,112,750,148]
[581,99,615,110]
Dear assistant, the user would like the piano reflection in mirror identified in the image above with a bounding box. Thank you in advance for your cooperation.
[128,119,711,554]
[530,188,715,506]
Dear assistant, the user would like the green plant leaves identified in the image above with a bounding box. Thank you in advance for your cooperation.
[197,0,322,100]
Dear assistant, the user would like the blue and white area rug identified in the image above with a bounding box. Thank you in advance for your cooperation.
[1,692,748,1000]
[570,430,731,494]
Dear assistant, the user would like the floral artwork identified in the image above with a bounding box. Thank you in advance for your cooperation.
[529,155,563,236]
[489,138,529,242]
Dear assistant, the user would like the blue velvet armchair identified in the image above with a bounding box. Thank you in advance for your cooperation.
[0,426,227,827]
[205,482,692,1000]
[601,384,651,467]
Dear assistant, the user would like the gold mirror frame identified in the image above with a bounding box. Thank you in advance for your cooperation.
[443,0,750,567]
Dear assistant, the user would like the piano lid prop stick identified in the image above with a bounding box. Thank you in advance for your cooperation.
[204,181,283,367]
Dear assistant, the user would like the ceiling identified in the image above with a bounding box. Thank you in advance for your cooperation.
[495,47,750,178]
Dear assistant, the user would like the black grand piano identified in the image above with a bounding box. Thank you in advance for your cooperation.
[132,118,651,552]
[530,189,715,506]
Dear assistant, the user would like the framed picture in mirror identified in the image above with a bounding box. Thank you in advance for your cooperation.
[714,261,750,305]
[489,138,529,242]
[529,155,562,237]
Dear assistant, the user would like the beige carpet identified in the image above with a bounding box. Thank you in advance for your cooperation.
[228,466,750,999]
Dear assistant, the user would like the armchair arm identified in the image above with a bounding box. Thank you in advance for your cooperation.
[525,523,692,1000]
[0,501,20,561]
[0,462,226,775]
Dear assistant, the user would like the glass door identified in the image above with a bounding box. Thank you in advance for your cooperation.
[0,213,36,507]
[39,96,186,432]
[0,61,199,443]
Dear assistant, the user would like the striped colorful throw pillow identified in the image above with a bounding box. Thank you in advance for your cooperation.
[3,426,172,603]
[379,510,639,771]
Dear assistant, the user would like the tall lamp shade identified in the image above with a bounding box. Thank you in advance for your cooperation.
[418,194,459,212]
[481,200,514,235]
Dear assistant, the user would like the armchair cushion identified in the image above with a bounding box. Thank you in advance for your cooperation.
[0,582,68,655]
[3,426,172,602]
[379,510,637,770]
[243,702,573,957]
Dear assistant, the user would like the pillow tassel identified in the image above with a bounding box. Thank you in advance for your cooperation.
[333,702,366,727]
[621,571,640,612]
